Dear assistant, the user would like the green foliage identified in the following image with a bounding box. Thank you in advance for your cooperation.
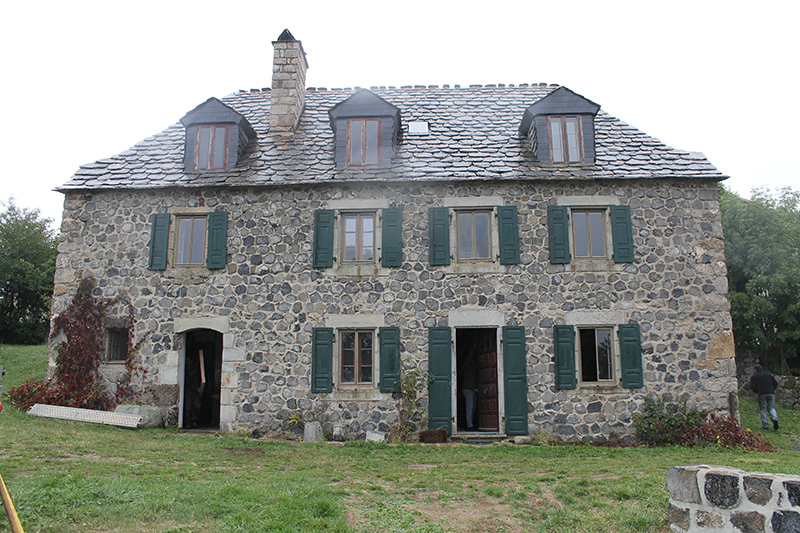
[680,413,774,451]
[632,395,707,446]
[720,185,800,369]
[389,360,429,443]
[7,277,146,410]
[0,198,57,344]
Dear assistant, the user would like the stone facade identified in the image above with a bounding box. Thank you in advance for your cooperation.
[52,176,735,440]
[668,465,800,533]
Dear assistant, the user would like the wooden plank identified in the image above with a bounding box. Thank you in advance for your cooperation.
[27,404,141,428]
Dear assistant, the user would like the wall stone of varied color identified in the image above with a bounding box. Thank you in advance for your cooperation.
[50,179,736,440]
[668,465,800,533]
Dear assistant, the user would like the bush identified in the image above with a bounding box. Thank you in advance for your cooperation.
[633,395,707,446]
[680,413,774,452]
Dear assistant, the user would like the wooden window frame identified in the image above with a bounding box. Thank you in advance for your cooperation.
[346,118,381,166]
[106,327,129,363]
[174,215,208,266]
[194,125,229,171]
[340,330,374,385]
[341,212,376,263]
[578,327,614,384]
[547,115,583,164]
[571,208,607,259]
[455,209,493,263]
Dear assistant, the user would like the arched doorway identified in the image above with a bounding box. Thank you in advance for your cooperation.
[183,329,222,429]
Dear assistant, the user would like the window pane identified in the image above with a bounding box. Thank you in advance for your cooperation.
[596,329,612,380]
[550,118,563,163]
[359,332,372,383]
[342,332,355,383]
[365,120,379,164]
[197,127,211,169]
[565,117,580,162]
[342,366,354,383]
[458,212,474,259]
[588,212,605,257]
[344,216,357,261]
[361,366,372,383]
[342,332,355,350]
[350,120,363,164]
[190,218,206,264]
[573,211,589,257]
[361,215,374,261]
[474,212,491,259]
[212,126,226,169]
[176,218,192,264]
[579,328,598,382]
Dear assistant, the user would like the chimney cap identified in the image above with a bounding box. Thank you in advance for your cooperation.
[276,29,298,42]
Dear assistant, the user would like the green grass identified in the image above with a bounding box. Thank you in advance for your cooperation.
[2,346,800,532]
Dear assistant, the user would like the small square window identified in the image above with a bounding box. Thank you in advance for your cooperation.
[342,213,375,262]
[341,330,373,384]
[347,118,381,166]
[579,327,613,382]
[175,216,207,265]
[195,125,229,171]
[107,328,128,362]
[572,209,606,258]
[457,210,492,262]
[548,116,582,164]
[408,121,429,134]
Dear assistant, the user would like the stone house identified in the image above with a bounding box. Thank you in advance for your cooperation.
[50,30,737,441]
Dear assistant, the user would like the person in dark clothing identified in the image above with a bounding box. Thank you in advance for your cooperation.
[750,365,779,430]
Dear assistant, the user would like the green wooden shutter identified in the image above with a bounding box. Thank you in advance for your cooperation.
[206,211,228,269]
[554,325,576,389]
[311,328,334,393]
[548,206,570,264]
[429,207,450,266]
[428,327,452,434]
[619,323,643,388]
[148,213,170,270]
[313,209,335,268]
[379,327,401,393]
[503,326,528,436]
[497,206,521,265]
[610,205,635,263]
[381,207,403,268]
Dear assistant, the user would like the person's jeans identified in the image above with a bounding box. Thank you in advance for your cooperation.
[463,388,477,429]
[758,393,778,428]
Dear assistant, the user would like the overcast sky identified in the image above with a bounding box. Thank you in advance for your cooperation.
[2,0,797,231]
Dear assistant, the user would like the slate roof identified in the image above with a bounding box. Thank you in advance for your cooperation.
[58,84,726,191]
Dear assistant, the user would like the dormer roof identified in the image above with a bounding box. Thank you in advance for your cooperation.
[518,87,600,135]
[328,89,402,132]
[180,97,255,136]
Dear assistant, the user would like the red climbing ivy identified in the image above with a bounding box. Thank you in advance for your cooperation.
[8,277,147,410]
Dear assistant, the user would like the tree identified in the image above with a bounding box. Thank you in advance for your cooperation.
[720,185,800,372]
[0,198,58,344]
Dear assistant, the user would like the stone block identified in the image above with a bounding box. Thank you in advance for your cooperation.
[667,466,702,504]
[696,509,724,528]
[332,424,345,442]
[705,472,740,508]
[773,511,800,533]
[512,436,532,445]
[419,429,447,443]
[744,475,773,505]
[730,511,764,533]
[784,481,800,506]
[303,421,323,443]
[115,404,163,428]
[668,503,690,531]
[366,430,386,443]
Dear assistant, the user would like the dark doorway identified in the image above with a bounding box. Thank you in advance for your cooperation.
[456,328,498,433]
[184,330,222,429]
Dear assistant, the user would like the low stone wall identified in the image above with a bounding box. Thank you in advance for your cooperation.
[667,465,800,532]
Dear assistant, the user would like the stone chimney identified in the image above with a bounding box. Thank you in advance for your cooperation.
[270,29,308,134]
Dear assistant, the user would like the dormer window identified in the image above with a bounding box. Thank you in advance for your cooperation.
[347,119,381,166]
[548,116,583,164]
[195,125,229,171]
[180,97,255,173]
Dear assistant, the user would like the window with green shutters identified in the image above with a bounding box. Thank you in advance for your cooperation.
[147,212,227,270]
[547,204,634,264]
[312,207,403,269]
[554,323,643,389]
[428,205,521,267]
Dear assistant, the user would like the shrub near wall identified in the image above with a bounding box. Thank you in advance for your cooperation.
[668,465,800,532]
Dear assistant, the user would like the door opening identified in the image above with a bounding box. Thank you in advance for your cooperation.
[456,328,498,433]
[183,330,222,429]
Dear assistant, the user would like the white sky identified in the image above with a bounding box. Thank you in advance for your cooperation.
[1,0,797,231]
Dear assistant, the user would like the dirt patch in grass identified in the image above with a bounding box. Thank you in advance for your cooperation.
[406,490,525,533]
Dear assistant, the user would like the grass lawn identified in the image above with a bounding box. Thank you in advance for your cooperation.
[1,345,800,533]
